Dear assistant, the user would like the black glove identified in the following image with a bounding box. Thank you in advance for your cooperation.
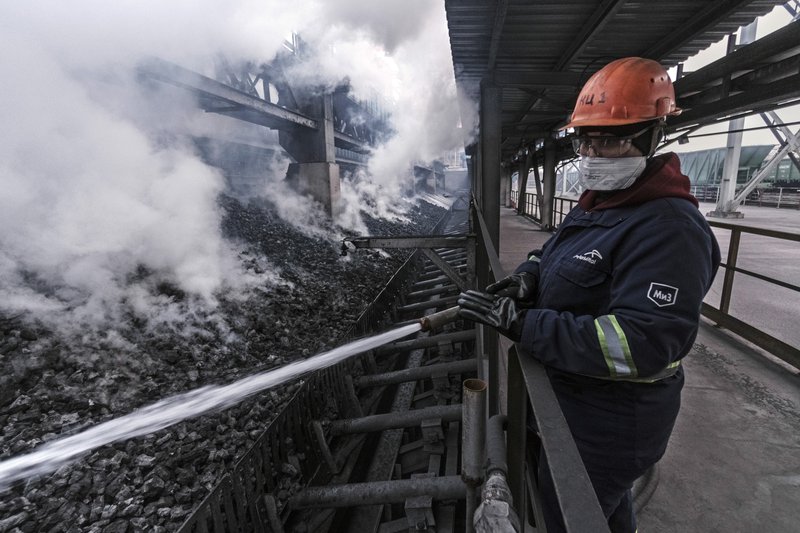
[486,272,538,306]
[458,290,526,342]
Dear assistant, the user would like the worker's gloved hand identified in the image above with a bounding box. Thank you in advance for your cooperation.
[458,290,526,342]
[486,272,538,306]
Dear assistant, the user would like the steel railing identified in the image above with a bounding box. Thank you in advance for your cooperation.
[703,221,800,369]
[690,185,800,209]
[511,190,577,228]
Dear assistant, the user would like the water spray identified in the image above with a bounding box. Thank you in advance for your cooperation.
[0,306,462,490]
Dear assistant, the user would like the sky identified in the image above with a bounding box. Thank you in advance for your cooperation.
[669,5,798,153]
[0,1,475,331]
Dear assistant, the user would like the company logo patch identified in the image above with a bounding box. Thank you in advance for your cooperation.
[573,249,603,265]
[648,283,679,307]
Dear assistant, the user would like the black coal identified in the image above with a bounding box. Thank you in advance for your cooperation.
[0,194,445,532]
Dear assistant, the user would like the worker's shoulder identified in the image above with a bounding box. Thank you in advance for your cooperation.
[632,196,705,225]
[610,198,711,242]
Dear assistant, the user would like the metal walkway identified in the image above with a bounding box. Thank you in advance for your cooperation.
[496,205,800,532]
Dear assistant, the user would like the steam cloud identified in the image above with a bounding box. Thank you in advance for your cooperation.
[0,1,476,328]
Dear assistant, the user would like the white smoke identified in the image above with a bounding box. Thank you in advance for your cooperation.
[0,1,474,328]
[289,3,478,207]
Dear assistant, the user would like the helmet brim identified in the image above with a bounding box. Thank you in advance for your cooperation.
[561,110,680,131]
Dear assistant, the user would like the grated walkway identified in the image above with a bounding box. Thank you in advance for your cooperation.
[495,206,800,532]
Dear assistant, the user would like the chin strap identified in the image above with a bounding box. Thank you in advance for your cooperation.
[642,119,667,156]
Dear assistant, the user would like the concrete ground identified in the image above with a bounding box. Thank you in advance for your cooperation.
[495,205,800,532]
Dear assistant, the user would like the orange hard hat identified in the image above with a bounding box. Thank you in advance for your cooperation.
[563,57,681,129]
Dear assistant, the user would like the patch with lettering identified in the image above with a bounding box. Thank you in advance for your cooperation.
[647,282,678,307]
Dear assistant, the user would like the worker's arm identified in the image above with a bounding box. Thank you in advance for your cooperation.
[518,214,718,379]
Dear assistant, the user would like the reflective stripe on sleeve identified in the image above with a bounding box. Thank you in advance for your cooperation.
[594,315,637,378]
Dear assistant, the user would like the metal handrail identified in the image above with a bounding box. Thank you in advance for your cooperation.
[514,191,578,227]
[703,220,800,369]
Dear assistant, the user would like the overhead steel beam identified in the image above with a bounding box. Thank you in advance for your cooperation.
[140,57,318,130]
[510,0,626,130]
[670,22,800,129]
[644,0,756,60]
[494,70,582,90]
[502,128,553,139]
[675,55,800,113]
[347,236,472,249]
[554,0,628,70]
[334,131,370,152]
[674,20,800,96]
[670,71,800,129]
[487,0,509,72]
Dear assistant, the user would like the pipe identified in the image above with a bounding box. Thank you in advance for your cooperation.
[405,284,458,301]
[291,475,466,509]
[461,379,487,484]
[329,404,462,436]
[474,415,522,531]
[462,378,487,533]
[398,296,460,314]
[419,306,461,332]
[412,275,451,289]
[374,329,474,356]
[473,472,521,533]
[355,358,476,388]
[486,414,508,476]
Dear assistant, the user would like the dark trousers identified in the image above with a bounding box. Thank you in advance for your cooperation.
[538,451,639,533]
[536,369,683,532]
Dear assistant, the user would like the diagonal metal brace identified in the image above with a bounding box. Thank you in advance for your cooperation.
[346,235,472,250]
[421,248,468,292]
[344,235,473,291]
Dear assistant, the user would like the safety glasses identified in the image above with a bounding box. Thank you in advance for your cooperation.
[571,126,652,157]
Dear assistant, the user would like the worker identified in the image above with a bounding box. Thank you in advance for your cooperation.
[458,57,721,533]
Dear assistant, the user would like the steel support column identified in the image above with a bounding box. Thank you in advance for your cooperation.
[708,21,757,219]
[477,82,503,419]
[540,139,557,230]
[480,81,502,255]
[517,151,531,216]
[500,166,512,208]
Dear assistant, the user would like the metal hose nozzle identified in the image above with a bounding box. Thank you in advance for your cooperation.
[419,305,460,332]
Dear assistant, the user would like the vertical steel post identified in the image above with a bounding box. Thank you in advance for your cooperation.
[720,228,741,314]
[462,378,487,533]
[517,151,531,216]
[541,138,557,230]
[480,81,502,255]
[480,81,503,416]
[506,348,527,526]
[709,21,757,218]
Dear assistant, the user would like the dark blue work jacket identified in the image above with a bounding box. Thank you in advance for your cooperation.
[516,196,720,466]
[517,196,720,382]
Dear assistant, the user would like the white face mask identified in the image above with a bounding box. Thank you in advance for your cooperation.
[578,156,647,191]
